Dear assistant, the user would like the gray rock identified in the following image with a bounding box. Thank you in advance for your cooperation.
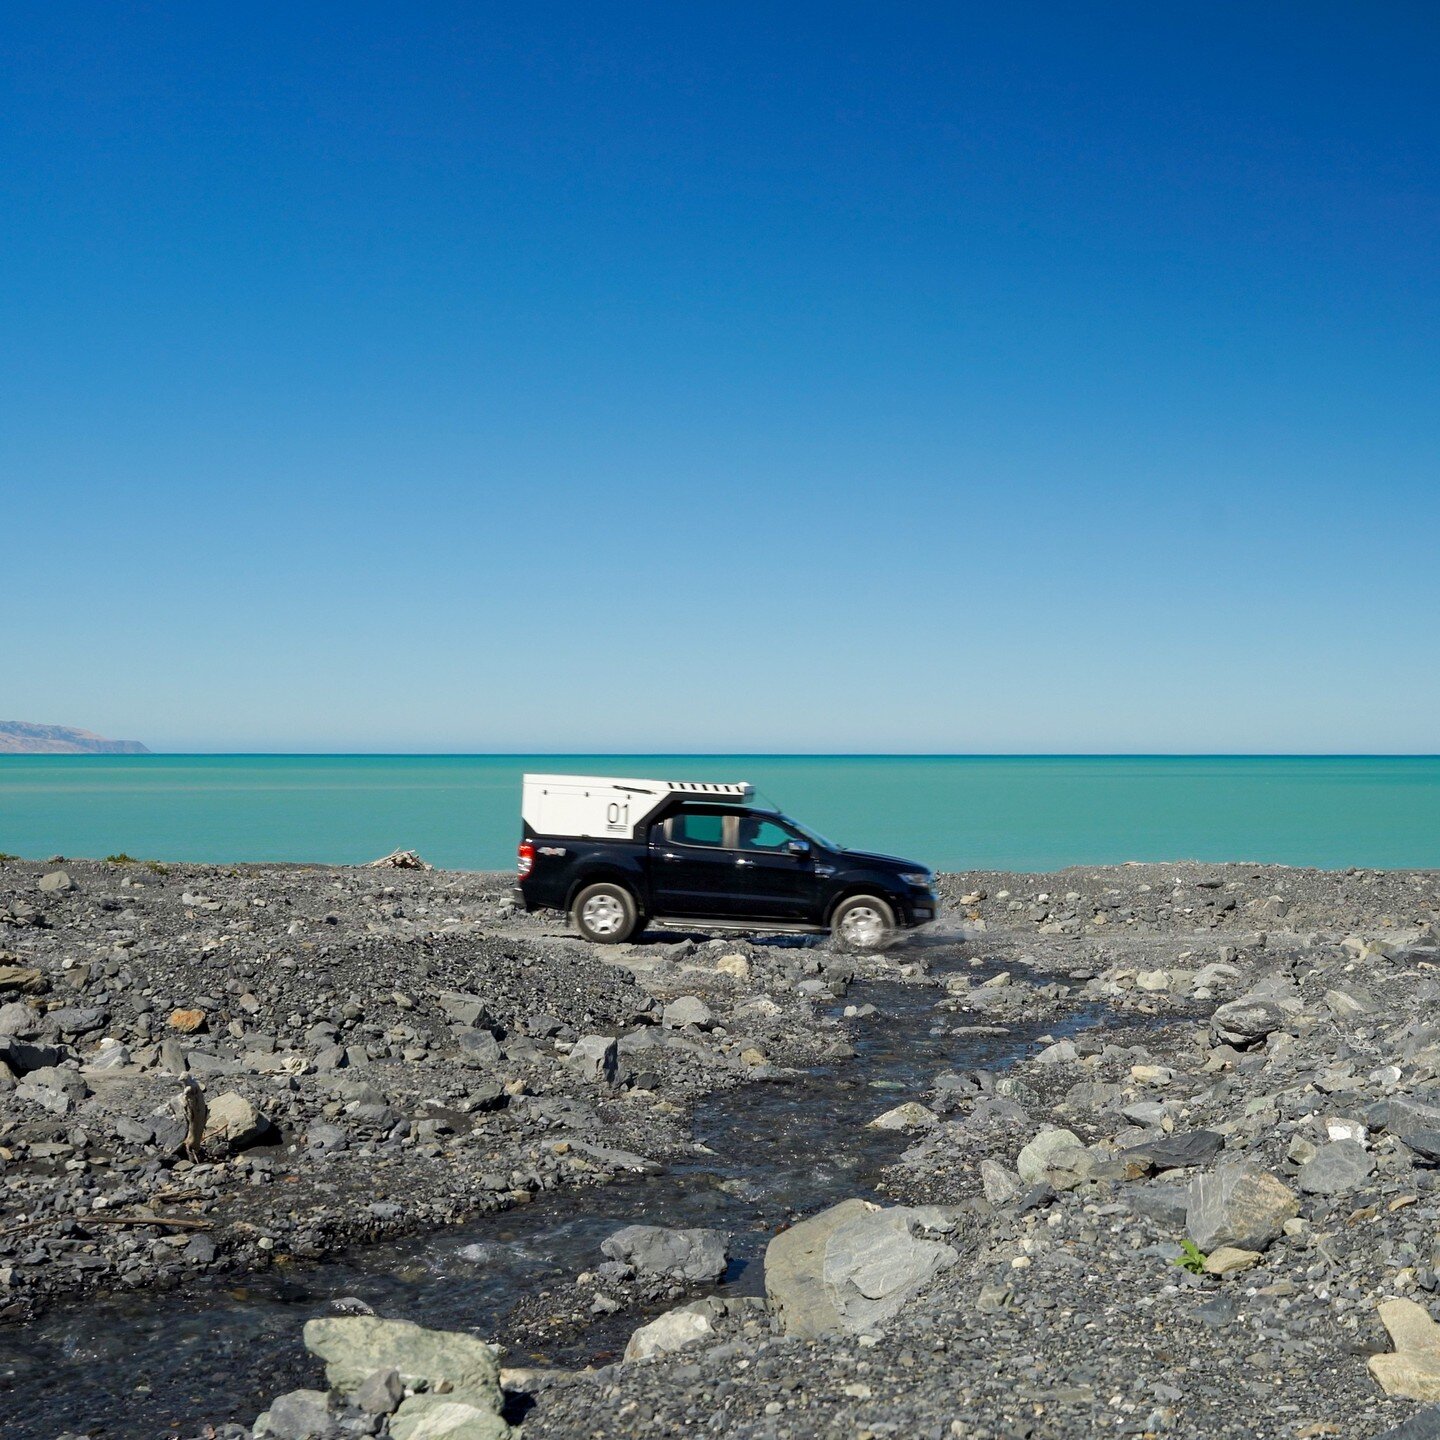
[254,1388,335,1440]
[765,1198,958,1337]
[566,1034,618,1083]
[204,1091,273,1149]
[438,992,497,1030]
[624,1304,714,1362]
[302,1316,502,1413]
[1016,1127,1084,1184]
[159,1037,189,1074]
[1402,1131,1440,1163]
[1373,1405,1440,1439]
[1210,996,1284,1047]
[1186,1164,1300,1252]
[45,1005,106,1034]
[1125,1178,1191,1228]
[305,1122,347,1152]
[1296,1139,1375,1195]
[1122,1129,1225,1173]
[601,1224,729,1282]
[87,1038,132,1069]
[0,1036,63,1074]
[37,870,74,893]
[979,1158,1023,1205]
[353,1367,404,1416]
[0,1001,39,1037]
[454,1030,502,1067]
[186,1232,218,1264]
[662,996,714,1030]
[388,1395,508,1440]
[1368,1093,1440,1135]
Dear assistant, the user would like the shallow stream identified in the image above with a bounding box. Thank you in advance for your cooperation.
[1,940,1100,1438]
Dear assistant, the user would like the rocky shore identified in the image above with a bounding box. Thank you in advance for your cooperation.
[4,856,1440,1439]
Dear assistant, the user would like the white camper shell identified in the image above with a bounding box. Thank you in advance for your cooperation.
[522,773,754,843]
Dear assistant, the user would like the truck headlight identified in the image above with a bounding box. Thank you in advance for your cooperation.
[901,872,932,887]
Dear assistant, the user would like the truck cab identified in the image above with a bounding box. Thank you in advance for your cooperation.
[515,774,938,949]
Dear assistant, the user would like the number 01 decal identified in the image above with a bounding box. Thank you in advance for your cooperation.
[606,801,630,830]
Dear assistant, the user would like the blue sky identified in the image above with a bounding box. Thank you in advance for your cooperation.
[2,3,1437,752]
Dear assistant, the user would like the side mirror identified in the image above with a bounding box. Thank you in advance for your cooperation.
[786,839,812,859]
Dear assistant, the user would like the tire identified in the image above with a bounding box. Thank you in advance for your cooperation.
[830,894,897,951]
[572,882,641,944]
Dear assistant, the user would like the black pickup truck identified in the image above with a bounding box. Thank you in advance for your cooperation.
[514,774,938,948]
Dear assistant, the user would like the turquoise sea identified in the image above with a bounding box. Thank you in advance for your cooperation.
[1,755,1437,873]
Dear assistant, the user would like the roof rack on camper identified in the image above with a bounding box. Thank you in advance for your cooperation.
[521,773,754,841]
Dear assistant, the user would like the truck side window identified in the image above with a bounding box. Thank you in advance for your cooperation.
[671,812,725,847]
[738,817,794,852]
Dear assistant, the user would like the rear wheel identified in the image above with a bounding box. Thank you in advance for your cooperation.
[830,894,896,951]
[572,882,641,944]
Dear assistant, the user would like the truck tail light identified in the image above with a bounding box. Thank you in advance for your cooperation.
[517,840,536,880]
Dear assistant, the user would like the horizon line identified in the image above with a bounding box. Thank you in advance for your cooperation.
[9,751,1440,761]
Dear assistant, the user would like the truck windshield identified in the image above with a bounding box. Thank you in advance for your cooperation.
[781,815,839,851]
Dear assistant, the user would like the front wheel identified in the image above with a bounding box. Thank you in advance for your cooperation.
[572,882,641,944]
[830,894,897,951]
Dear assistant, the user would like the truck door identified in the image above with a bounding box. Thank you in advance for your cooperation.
[648,809,741,918]
[734,815,820,920]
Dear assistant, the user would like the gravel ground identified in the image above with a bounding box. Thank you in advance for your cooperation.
[5,858,1440,1440]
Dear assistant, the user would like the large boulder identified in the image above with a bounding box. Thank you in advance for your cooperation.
[1210,996,1284,1047]
[1186,1164,1299,1252]
[388,1395,508,1440]
[302,1317,502,1414]
[203,1091,274,1150]
[764,1199,958,1338]
[601,1224,728,1283]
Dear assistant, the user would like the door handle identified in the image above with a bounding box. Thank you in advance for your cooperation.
[735,857,754,867]
[660,852,681,862]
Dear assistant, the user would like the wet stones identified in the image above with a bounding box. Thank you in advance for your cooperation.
[867,1101,938,1132]
[253,1388,332,1440]
[1185,1163,1299,1252]
[302,1315,504,1413]
[601,1224,729,1283]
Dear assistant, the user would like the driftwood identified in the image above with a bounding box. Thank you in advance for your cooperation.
[84,1213,214,1231]
[0,1211,214,1239]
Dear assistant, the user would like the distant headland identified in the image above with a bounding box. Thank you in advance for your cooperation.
[0,721,150,755]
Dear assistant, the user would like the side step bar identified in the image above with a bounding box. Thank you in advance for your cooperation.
[650,916,828,935]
